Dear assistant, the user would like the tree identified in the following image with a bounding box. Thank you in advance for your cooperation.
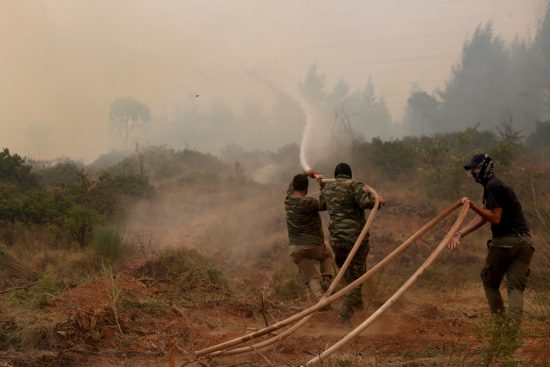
[299,64,326,104]
[440,23,512,132]
[0,148,37,189]
[109,97,151,145]
[404,88,441,135]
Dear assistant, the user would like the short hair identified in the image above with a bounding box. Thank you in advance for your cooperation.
[334,162,352,178]
[293,174,309,192]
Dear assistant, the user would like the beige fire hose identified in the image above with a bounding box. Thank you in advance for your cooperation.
[198,200,462,360]
[196,182,379,357]
[196,197,464,359]
[304,200,470,365]
[201,184,380,358]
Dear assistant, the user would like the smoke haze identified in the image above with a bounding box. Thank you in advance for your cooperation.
[0,0,547,161]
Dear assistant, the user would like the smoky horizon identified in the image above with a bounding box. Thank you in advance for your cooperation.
[1,0,548,163]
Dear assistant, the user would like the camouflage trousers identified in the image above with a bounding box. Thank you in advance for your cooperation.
[481,234,534,325]
[332,240,370,320]
[289,243,334,299]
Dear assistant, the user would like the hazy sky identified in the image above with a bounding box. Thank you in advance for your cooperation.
[0,0,546,162]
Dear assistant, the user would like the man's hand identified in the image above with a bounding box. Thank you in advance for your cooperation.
[448,232,462,250]
[304,169,317,178]
[316,175,326,189]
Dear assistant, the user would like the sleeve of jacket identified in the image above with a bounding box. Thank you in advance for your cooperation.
[286,180,294,200]
[353,182,375,210]
[318,190,327,211]
[301,197,322,212]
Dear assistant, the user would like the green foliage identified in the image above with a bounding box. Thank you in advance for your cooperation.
[0,148,37,189]
[110,145,227,182]
[0,147,153,247]
[138,248,228,291]
[88,171,153,217]
[489,120,523,167]
[474,319,523,366]
[369,137,416,179]
[92,226,128,264]
[65,205,101,247]
[10,266,61,309]
[34,161,83,188]
[122,298,168,316]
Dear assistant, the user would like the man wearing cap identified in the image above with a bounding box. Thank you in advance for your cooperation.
[448,153,534,327]
[319,163,384,325]
[285,173,334,300]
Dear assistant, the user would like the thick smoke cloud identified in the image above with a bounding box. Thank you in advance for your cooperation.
[0,1,546,162]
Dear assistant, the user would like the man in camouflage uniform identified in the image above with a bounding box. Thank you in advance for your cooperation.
[448,154,534,328]
[319,163,384,325]
[285,173,333,300]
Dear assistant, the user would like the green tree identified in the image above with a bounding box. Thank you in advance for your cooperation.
[0,148,37,189]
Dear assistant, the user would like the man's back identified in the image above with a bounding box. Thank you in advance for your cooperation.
[320,174,375,247]
[285,183,324,246]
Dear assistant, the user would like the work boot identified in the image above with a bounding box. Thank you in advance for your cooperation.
[351,298,364,312]
[339,304,354,329]
[508,288,524,327]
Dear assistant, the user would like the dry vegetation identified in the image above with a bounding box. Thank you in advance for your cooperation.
[0,135,549,366]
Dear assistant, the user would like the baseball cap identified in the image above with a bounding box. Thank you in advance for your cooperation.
[464,153,489,170]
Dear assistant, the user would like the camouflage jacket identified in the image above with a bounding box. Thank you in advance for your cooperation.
[285,180,325,246]
[319,174,375,248]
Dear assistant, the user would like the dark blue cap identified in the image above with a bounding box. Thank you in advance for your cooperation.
[464,153,489,170]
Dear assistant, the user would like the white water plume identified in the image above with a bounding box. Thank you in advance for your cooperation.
[298,97,314,173]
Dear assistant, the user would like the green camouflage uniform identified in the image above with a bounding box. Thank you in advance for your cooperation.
[319,174,376,320]
[285,181,333,299]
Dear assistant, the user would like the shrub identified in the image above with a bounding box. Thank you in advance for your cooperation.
[92,226,128,265]
[138,248,228,291]
[65,205,101,247]
[272,260,305,300]
[121,298,168,316]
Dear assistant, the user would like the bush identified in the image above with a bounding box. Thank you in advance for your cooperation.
[65,205,101,247]
[272,260,305,300]
[138,248,228,291]
[92,226,128,265]
[33,161,83,188]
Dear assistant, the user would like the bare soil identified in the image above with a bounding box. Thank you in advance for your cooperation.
[1,196,548,367]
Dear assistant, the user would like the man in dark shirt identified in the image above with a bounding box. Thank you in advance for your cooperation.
[448,153,534,326]
[285,173,333,300]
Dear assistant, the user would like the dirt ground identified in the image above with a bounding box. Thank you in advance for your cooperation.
[2,276,547,366]
[1,190,548,366]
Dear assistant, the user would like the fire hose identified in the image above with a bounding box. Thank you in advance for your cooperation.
[194,184,470,363]
[196,181,380,358]
[304,200,470,365]
[197,182,379,358]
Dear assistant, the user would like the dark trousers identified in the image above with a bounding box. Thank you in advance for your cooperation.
[332,240,370,319]
[481,234,534,323]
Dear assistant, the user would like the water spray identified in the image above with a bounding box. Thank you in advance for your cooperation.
[297,96,314,173]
